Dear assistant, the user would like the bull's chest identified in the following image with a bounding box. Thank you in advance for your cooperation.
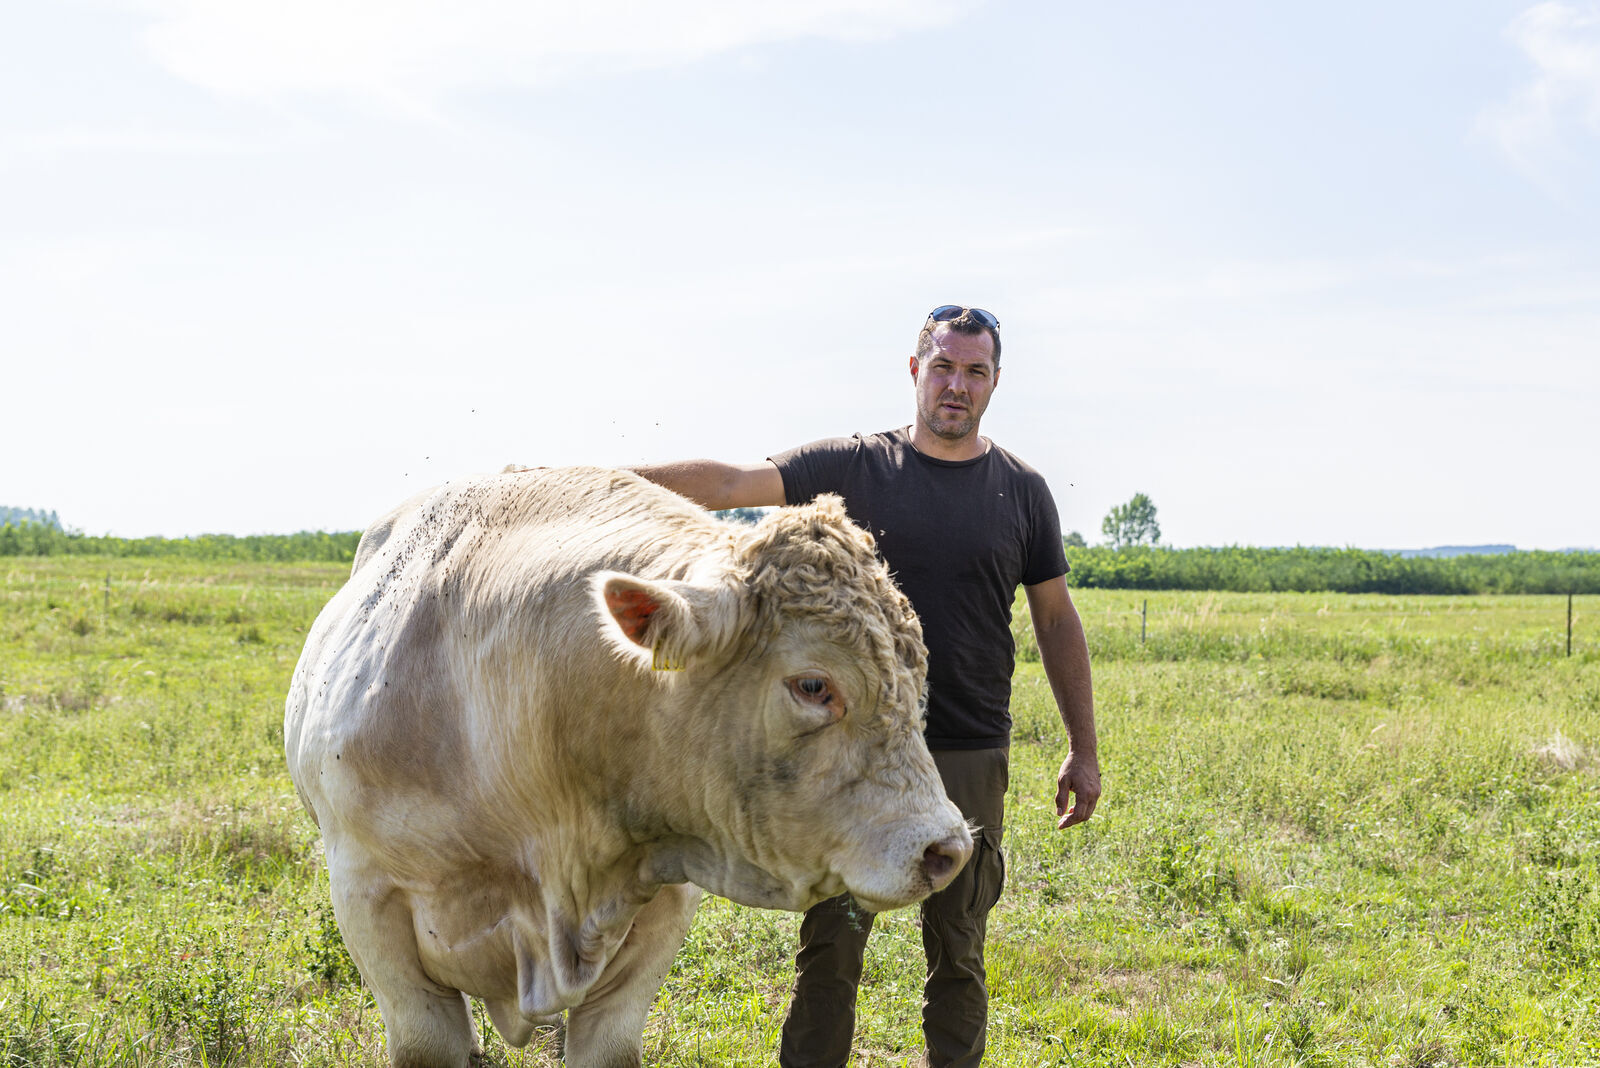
[403,864,644,1019]
[407,877,529,999]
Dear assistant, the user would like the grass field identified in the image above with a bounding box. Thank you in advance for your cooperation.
[2,559,1596,1066]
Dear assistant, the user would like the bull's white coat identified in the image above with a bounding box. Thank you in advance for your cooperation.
[284,467,971,1068]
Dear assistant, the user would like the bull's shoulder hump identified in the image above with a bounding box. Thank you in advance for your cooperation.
[499,466,708,518]
[352,486,439,576]
[346,468,733,599]
[477,467,726,545]
[473,467,734,573]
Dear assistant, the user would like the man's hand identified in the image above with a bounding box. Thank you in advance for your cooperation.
[1055,749,1101,829]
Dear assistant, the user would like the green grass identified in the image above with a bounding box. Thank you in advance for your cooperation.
[1,559,1597,1065]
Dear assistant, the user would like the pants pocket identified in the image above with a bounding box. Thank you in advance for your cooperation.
[968,826,1006,915]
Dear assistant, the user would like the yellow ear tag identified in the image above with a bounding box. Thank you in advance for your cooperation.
[651,646,685,672]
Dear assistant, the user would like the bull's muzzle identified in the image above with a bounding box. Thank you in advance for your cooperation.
[922,831,973,894]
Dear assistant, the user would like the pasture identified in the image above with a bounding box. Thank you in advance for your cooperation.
[1,558,1596,1066]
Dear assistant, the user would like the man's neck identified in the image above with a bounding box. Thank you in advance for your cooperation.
[907,424,990,462]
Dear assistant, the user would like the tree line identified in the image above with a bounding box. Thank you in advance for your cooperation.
[4,511,1595,594]
[1063,493,1599,593]
[1064,544,1600,595]
[0,506,61,530]
[0,522,361,562]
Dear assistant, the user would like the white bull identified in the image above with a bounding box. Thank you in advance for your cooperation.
[284,467,972,1068]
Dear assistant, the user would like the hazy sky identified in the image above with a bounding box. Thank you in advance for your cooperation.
[6,0,1598,548]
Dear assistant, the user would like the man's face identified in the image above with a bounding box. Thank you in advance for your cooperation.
[911,324,999,443]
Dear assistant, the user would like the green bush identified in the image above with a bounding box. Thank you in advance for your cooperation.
[1066,544,1600,595]
[0,522,361,563]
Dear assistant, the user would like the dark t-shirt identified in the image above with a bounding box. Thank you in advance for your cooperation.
[769,427,1067,749]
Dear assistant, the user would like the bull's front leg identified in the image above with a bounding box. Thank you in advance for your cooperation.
[563,883,701,1068]
[328,854,481,1068]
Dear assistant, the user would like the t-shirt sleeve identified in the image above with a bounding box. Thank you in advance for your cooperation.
[1022,474,1070,585]
[767,435,861,505]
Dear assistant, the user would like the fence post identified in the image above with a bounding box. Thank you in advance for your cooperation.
[1569,591,1574,658]
[1141,599,1148,644]
[104,571,110,616]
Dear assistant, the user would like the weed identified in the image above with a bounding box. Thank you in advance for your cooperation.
[145,944,263,1064]
[304,904,360,988]
[1528,866,1600,965]
[1138,831,1242,913]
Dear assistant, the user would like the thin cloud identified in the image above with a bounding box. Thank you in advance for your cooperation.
[1478,2,1600,180]
[126,0,975,114]
[14,121,324,163]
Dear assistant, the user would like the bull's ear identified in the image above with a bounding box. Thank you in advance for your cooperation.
[592,575,691,668]
[598,574,688,647]
[595,572,737,672]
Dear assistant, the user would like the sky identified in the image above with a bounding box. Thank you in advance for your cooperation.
[5,0,1598,549]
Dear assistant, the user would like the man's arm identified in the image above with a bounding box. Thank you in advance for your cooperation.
[629,459,786,511]
[1024,574,1101,829]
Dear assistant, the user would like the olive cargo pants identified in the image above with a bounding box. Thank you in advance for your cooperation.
[778,747,1009,1068]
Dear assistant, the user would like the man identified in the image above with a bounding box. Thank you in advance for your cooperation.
[632,305,1099,1067]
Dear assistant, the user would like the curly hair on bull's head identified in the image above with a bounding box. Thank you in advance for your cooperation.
[732,495,928,726]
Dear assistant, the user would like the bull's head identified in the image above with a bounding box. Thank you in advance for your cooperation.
[593,496,972,913]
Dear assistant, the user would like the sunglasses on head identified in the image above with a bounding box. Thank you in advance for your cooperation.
[928,305,1000,331]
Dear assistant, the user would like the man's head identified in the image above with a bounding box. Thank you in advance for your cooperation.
[914,306,1001,367]
[909,306,1000,453]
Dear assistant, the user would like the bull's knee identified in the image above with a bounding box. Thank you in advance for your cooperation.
[384,988,480,1068]
[560,1033,643,1068]
[563,885,700,1068]
[326,871,479,1068]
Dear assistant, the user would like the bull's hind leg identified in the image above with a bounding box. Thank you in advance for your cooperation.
[329,862,481,1068]
[563,884,701,1068]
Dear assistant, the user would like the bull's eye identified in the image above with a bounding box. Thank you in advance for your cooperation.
[792,677,829,701]
[785,674,841,718]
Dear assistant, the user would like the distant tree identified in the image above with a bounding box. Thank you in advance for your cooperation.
[1101,493,1160,550]
[714,507,768,525]
[1,506,63,530]
[1064,530,1087,548]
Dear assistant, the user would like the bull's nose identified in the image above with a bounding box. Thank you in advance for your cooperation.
[922,833,973,892]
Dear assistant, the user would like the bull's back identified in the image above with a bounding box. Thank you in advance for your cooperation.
[286,467,720,832]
